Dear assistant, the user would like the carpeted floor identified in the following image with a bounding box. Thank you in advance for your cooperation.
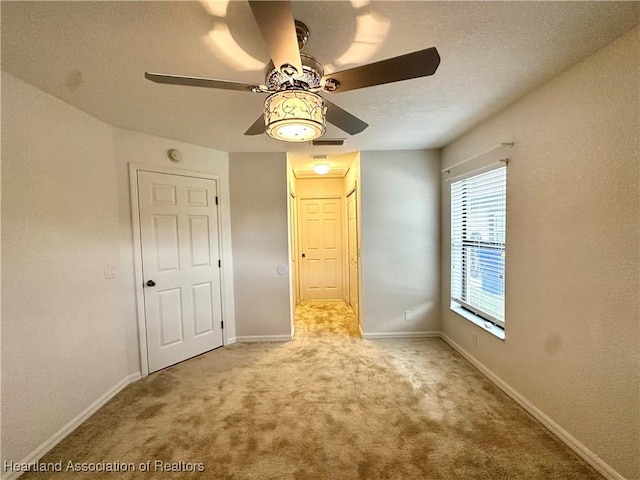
[19,301,602,479]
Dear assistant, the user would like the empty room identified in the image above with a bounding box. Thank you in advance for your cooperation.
[1,1,638,479]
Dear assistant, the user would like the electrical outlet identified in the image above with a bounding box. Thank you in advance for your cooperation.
[404,310,412,321]
[472,332,478,345]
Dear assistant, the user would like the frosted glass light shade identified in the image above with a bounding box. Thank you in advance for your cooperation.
[264,91,326,142]
[313,163,330,175]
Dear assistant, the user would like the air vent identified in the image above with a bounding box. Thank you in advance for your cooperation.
[311,139,345,146]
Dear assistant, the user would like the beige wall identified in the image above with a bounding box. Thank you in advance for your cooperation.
[360,150,441,336]
[229,152,291,340]
[1,72,130,464]
[440,28,639,478]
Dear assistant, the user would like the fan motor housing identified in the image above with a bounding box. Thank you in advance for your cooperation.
[265,53,324,91]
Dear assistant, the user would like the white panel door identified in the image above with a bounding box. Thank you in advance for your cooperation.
[300,198,343,300]
[347,191,359,319]
[138,171,223,373]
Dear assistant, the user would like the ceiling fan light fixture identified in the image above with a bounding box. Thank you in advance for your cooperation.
[313,163,331,175]
[264,91,326,142]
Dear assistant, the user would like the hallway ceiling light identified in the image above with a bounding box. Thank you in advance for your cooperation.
[313,163,331,175]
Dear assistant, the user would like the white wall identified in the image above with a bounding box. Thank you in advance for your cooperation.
[112,128,234,368]
[229,152,291,340]
[360,150,440,336]
[440,28,639,479]
[1,72,130,464]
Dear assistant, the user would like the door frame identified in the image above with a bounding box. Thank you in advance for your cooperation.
[290,191,300,306]
[129,163,234,377]
[346,186,361,324]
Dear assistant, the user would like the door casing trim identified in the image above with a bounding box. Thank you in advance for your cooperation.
[346,187,361,325]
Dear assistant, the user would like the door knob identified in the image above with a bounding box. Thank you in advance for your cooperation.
[301,253,306,258]
[146,280,156,287]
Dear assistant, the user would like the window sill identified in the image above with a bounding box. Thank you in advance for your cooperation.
[450,303,505,340]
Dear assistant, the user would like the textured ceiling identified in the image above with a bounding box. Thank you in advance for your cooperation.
[2,1,638,160]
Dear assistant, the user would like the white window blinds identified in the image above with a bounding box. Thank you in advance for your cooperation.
[451,166,506,326]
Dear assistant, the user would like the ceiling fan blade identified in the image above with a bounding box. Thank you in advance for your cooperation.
[323,47,440,93]
[324,98,368,135]
[244,115,265,136]
[248,1,302,76]
[145,72,257,92]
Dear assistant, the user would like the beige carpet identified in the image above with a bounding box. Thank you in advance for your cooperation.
[19,301,602,479]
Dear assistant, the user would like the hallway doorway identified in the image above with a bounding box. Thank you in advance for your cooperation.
[286,152,362,338]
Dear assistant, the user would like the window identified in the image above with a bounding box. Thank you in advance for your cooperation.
[451,166,506,328]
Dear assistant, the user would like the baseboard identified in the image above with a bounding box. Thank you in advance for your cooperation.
[2,372,141,480]
[226,336,237,345]
[439,333,624,480]
[236,334,292,343]
[362,331,440,340]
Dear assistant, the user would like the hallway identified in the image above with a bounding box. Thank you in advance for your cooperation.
[294,301,360,339]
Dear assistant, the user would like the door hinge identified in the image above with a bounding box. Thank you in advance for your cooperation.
[218,259,221,268]
[215,196,219,205]
[220,321,224,329]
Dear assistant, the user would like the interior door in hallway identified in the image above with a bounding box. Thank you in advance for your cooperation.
[300,198,343,300]
[347,190,359,319]
[138,171,223,373]
[290,193,300,306]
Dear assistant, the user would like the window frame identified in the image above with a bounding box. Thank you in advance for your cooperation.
[450,165,507,332]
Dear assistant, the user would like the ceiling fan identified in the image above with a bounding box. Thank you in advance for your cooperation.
[145,1,440,143]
